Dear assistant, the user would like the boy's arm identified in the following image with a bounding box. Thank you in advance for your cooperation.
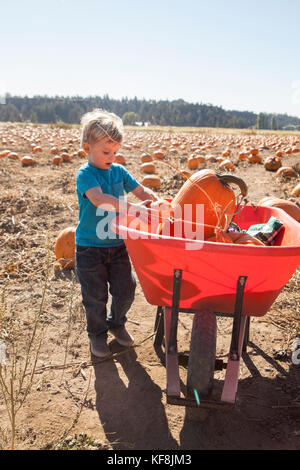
[85,186,150,219]
[85,186,129,212]
[85,186,172,223]
[131,184,159,203]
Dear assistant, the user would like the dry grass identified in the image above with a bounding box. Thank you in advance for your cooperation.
[3,120,300,137]
[270,268,300,339]
[125,125,300,137]
[0,228,52,449]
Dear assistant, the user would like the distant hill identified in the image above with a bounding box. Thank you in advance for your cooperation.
[1,94,300,130]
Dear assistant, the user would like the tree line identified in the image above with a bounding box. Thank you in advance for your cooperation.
[1,94,300,130]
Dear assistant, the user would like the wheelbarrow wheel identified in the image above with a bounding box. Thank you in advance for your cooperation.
[186,309,216,399]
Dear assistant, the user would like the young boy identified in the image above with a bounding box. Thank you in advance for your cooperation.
[75,109,159,359]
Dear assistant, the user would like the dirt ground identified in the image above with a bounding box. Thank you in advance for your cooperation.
[0,124,299,451]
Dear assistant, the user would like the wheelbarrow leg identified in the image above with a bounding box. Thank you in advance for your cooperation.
[153,307,165,363]
[221,276,248,404]
[164,307,181,397]
[221,315,247,403]
[153,306,164,347]
[242,316,250,353]
[165,268,182,398]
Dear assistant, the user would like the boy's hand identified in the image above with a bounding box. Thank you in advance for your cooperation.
[128,202,151,225]
[142,186,159,202]
[150,199,173,221]
[138,199,153,208]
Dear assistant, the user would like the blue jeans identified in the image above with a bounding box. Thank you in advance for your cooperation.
[75,244,136,339]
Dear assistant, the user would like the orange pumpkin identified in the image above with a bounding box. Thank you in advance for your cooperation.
[196,154,206,164]
[226,232,265,246]
[264,156,282,171]
[141,175,161,189]
[54,227,76,268]
[258,197,300,222]
[206,230,264,246]
[291,183,300,197]
[61,152,72,163]
[187,155,199,170]
[140,153,153,163]
[140,162,156,174]
[248,154,262,163]
[179,169,192,179]
[126,199,171,234]
[159,169,248,239]
[21,156,35,166]
[276,167,297,178]
[219,159,235,171]
[0,150,11,158]
[153,150,165,160]
[8,152,19,160]
[238,152,247,161]
[222,149,231,157]
[78,148,87,158]
[52,155,63,165]
[205,228,234,244]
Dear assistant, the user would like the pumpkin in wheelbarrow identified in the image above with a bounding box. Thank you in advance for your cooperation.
[126,199,173,234]
[206,229,265,246]
[258,197,300,222]
[158,169,248,240]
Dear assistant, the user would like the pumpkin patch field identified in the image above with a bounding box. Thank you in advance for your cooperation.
[0,123,299,450]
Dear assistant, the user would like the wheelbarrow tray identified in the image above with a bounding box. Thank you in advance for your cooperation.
[112,204,300,407]
[112,205,300,317]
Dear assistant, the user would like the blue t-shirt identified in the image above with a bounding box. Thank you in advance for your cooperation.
[76,162,139,247]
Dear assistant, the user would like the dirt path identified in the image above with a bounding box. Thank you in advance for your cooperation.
[0,124,299,450]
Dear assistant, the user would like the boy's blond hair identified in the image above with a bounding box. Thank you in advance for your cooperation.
[80,109,124,147]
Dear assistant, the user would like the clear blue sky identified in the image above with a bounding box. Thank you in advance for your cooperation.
[1,0,300,117]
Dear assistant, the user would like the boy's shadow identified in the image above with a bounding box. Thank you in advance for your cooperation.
[93,341,179,450]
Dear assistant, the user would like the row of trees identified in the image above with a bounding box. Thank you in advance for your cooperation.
[256,112,279,130]
[1,94,300,130]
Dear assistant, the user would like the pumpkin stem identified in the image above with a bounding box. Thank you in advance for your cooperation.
[217,174,248,198]
[215,176,248,229]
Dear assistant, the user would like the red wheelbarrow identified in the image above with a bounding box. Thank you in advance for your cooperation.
[111,204,300,409]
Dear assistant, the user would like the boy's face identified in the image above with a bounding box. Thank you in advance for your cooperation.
[83,137,120,170]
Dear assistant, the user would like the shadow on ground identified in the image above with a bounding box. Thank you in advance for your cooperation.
[93,338,299,450]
